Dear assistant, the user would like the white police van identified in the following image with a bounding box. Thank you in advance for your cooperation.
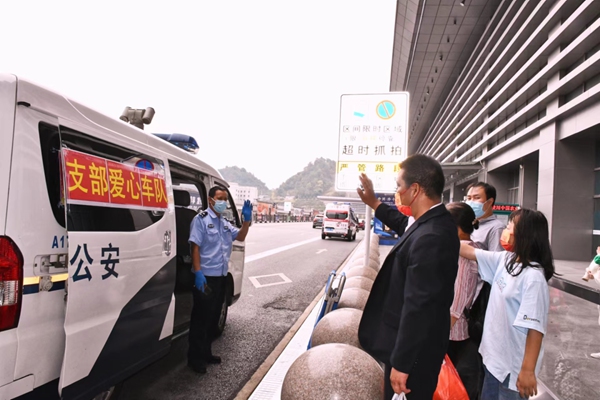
[0,73,246,399]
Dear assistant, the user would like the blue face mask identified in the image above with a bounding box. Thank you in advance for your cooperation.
[466,200,485,218]
[212,198,228,214]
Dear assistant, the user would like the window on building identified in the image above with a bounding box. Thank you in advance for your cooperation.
[507,169,520,205]
[594,140,600,252]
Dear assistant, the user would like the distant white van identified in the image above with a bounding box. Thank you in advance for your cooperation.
[321,203,358,241]
[0,73,246,400]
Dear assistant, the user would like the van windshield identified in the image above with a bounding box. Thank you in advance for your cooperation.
[326,211,348,219]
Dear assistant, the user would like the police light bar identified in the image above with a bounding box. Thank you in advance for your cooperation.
[153,133,199,154]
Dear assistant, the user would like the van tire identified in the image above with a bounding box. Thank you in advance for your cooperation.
[321,232,326,239]
[215,297,228,338]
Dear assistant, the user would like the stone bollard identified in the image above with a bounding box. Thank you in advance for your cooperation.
[310,308,363,349]
[347,259,380,279]
[344,276,374,292]
[344,267,377,281]
[344,258,369,270]
[352,251,380,264]
[346,258,380,273]
[337,287,370,311]
[280,343,384,400]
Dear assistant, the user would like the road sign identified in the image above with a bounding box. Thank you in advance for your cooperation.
[335,93,409,192]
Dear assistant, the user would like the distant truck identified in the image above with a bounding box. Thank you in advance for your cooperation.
[321,203,358,241]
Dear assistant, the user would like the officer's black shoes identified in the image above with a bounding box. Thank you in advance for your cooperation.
[187,362,207,374]
[207,355,221,364]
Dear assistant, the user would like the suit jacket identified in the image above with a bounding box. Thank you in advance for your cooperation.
[358,203,459,374]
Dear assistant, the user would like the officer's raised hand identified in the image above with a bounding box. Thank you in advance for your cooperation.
[242,200,253,223]
[194,269,207,293]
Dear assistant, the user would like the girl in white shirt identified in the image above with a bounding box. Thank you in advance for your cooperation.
[460,209,555,400]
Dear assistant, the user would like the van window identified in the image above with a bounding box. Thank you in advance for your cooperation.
[326,211,348,220]
[39,122,164,231]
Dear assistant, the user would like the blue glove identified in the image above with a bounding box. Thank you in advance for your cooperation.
[242,200,253,222]
[194,270,207,292]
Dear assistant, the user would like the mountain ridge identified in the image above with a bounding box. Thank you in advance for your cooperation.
[219,158,347,209]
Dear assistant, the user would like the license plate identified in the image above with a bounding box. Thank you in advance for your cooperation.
[325,227,334,231]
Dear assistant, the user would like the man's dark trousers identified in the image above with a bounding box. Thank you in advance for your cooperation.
[188,276,226,368]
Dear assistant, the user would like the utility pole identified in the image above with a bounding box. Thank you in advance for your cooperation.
[119,107,155,130]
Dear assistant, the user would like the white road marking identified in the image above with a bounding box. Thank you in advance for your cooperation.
[245,237,321,264]
[316,249,327,254]
[249,273,292,288]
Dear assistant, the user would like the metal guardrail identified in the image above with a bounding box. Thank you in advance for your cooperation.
[548,276,600,305]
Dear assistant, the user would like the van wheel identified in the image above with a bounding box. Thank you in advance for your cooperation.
[215,295,228,338]
[347,230,353,241]
[91,384,123,400]
[351,231,356,241]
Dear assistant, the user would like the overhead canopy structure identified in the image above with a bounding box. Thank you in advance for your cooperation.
[390,0,501,154]
[441,161,482,186]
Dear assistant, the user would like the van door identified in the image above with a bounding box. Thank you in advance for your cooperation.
[222,187,245,301]
[57,125,176,400]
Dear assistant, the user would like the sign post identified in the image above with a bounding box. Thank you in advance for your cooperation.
[335,93,409,193]
[335,93,409,266]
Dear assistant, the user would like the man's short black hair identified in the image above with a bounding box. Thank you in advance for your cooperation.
[399,154,445,200]
[209,185,228,198]
[467,182,497,206]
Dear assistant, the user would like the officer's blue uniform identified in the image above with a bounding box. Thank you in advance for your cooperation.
[187,208,239,371]
[189,208,239,276]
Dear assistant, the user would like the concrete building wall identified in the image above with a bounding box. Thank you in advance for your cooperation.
[410,1,600,261]
[228,182,258,207]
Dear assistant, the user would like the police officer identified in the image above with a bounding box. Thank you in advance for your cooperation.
[187,185,252,373]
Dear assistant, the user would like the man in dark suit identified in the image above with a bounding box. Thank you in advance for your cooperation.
[357,154,459,400]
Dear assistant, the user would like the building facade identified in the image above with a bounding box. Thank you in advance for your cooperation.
[392,0,600,261]
[228,182,258,207]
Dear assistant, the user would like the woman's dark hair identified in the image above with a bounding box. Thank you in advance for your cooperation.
[507,209,556,281]
[446,202,479,234]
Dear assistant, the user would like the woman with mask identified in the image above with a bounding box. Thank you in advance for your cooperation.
[459,209,555,400]
[446,202,481,399]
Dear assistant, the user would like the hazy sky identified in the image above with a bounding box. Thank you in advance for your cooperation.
[3,0,396,189]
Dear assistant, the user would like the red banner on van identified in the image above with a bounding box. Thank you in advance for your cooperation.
[61,148,168,209]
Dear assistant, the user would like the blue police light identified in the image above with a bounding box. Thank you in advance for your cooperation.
[153,133,199,154]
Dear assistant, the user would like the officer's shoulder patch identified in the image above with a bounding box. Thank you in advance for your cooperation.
[199,210,208,218]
